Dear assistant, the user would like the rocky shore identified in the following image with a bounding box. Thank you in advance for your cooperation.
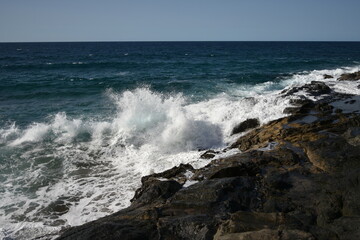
[57,73,360,240]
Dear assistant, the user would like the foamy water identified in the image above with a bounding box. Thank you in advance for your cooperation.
[0,65,359,239]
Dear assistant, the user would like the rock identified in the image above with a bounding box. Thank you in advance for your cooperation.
[323,74,333,79]
[283,99,315,115]
[289,98,314,106]
[215,229,314,240]
[304,81,331,95]
[331,217,360,239]
[338,71,360,81]
[57,215,159,240]
[282,81,331,96]
[301,133,360,173]
[131,179,182,207]
[231,118,260,135]
[200,150,219,159]
[314,102,334,114]
[141,163,194,184]
[157,215,216,240]
[215,229,279,240]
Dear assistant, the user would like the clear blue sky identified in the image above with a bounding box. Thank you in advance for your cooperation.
[1,0,359,42]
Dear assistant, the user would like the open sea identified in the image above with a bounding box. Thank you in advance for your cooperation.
[1,41,360,239]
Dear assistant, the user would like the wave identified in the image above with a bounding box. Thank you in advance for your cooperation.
[5,88,223,151]
[0,65,360,239]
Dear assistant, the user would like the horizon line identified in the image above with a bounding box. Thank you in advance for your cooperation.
[1,40,360,44]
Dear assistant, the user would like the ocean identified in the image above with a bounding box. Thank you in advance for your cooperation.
[1,41,360,239]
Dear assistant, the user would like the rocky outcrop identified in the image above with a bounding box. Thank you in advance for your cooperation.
[200,150,220,159]
[338,71,360,81]
[323,74,333,79]
[57,82,360,240]
[231,118,260,135]
[281,81,331,96]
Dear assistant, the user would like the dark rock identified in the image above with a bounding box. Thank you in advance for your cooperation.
[215,228,315,240]
[289,98,313,106]
[338,71,360,81]
[345,99,356,104]
[283,99,315,115]
[314,102,334,114]
[282,81,331,96]
[331,217,360,239]
[304,81,331,95]
[231,118,260,135]
[57,216,159,240]
[158,215,216,240]
[141,163,194,184]
[208,165,259,179]
[131,180,182,206]
[200,150,219,159]
[323,74,333,79]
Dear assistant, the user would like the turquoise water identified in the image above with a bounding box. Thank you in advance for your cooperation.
[1,42,360,239]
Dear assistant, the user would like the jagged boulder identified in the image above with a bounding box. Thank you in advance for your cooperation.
[231,118,260,135]
[200,150,220,159]
[282,81,331,96]
[338,71,360,81]
[323,74,333,79]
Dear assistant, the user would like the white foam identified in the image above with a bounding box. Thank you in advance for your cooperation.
[183,180,198,188]
[0,122,18,144]
[10,123,50,146]
[280,65,360,97]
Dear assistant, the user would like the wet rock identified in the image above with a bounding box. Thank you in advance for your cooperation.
[215,229,315,240]
[158,215,216,240]
[200,150,219,159]
[314,102,334,113]
[331,217,360,239]
[323,74,333,79]
[283,99,315,115]
[45,201,70,215]
[282,81,331,96]
[289,98,314,106]
[57,216,159,240]
[131,180,182,207]
[301,135,360,173]
[231,118,260,135]
[141,163,194,184]
[338,71,360,81]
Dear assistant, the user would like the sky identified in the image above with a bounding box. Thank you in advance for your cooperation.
[0,0,360,42]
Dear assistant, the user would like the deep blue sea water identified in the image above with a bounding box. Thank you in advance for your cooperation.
[2,42,360,127]
[1,42,360,239]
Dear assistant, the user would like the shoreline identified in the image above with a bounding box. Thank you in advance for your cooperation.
[56,73,360,239]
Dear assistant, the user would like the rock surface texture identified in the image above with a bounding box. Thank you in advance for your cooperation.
[57,81,360,240]
[338,71,360,81]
